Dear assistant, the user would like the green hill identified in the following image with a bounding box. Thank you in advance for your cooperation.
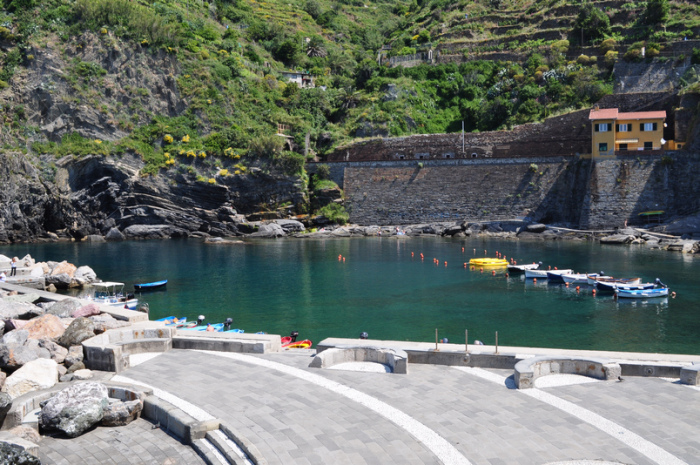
[0,0,699,196]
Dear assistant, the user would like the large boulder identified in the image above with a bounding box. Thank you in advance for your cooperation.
[600,234,635,244]
[1,330,28,346]
[39,382,109,437]
[0,441,41,465]
[525,223,547,233]
[38,339,68,364]
[46,298,83,318]
[89,314,129,333]
[250,223,286,238]
[0,301,42,320]
[70,303,101,319]
[58,318,95,348]
[73,266,97,286]
[46,261,78,289]
[101,399,142,427]
[0,340,48,370]
[273,219,305,233]
[0,391,10,422]
[1,358,58,399]
[23,314,65,340]
[105,227,125,241]
[63,346,84,369]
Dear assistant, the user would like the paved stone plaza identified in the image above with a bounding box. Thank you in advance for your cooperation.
[39,417,204,465]
[97,348,700,465]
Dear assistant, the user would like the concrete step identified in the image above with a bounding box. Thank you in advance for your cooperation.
[192,437,230,465]
[206,429,254,465]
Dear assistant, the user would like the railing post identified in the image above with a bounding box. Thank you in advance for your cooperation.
[495,331,499,354]
[435,328,439,351]
[465,329,468,354]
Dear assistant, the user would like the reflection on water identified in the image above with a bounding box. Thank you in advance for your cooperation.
[2,237,698,354]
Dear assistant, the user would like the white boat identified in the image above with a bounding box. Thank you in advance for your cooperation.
[507,263,540,273]
[89,282,138,309]
[587,275,641,286]
[525,269,572,279]
[562,273,595,285]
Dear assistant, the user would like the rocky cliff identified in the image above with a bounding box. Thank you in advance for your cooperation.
[0,151,306,243]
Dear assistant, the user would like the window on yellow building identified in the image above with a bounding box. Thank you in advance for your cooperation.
[616,124,630,132]
[594,123,611,132]
[599,143,608,152]
[641,123,657,131]
[644,142,653,150]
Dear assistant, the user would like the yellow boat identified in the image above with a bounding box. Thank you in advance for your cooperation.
[469,258,508,267]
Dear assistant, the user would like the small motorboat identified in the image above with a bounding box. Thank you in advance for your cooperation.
[588,275,641,286]
[469,258,508,267]
[284,339,313,349]
[134,280,167,291]
[596,281,656,292]
[89,282,138,309]
[156,316,187,326]
[525,269,572,279]
[507,262,540,273]
[562,273,595,285]
[180,323,224,332]
[546,270,579,283]
[615,288,669,299]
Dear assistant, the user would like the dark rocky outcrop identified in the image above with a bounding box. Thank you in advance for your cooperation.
[58,318,96,348]
[0,441,41,465]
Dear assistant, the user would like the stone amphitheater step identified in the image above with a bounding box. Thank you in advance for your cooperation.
[192,437,231,465]
[206,429,255,465]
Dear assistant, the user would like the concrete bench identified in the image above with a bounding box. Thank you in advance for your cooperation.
[310,345,408,374]
[173,330,282,354]
[680,364,700,385]
[514,355,621,389]
[83,324,176,373]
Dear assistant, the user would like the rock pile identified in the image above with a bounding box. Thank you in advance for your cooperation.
[0,254,98,290]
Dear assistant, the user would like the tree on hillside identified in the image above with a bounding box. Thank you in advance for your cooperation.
[644,0,669,25]
[573,2,611,45]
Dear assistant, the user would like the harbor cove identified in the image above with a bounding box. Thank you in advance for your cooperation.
[6,235,699,355]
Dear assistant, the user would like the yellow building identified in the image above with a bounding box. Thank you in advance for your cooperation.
[589,108,669,157]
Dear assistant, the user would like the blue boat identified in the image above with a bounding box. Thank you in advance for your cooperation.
[596,281,656,293]
[615,288,669,299]
[180,323,224,332]
[134,280,167,291]
[156,316,187,326]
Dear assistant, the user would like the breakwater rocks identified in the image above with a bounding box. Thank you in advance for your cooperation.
[241,219,700,254]
[0,254,98,290]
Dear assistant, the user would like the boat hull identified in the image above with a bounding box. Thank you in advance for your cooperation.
[526,269,572,279]
[597,282,656,292]
[134,280,167,291]
[507,264,540,272]
[469,258,508,267]
[615,288,669,299]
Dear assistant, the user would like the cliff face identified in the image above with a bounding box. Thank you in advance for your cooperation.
[0,151,306,243]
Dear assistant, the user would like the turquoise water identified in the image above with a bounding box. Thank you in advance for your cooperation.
[3,237,700,354]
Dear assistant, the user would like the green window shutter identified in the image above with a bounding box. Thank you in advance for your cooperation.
[616,124,619,132]
[640,123,644,131]
[594,124,599,132]
[653,122,657,131]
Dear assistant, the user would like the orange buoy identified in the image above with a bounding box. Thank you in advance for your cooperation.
[484,249,487,255]
[411,252,414,257]
[533,278,537,283]
[471,266,475,271]
[480,268,483,273]
[592,289,597,296]
[473,248,476,254]
[565,283,569,287]
[444,261,447,266]
[505,273,509,278]
[463,263,467,268]
[492,270,495,275]
[343,257,345,262]
[576,286,580,292]
[548,266,551,270]
[462,247,465,253]
[671,291,677,298]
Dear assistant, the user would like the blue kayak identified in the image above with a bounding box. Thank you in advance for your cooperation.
[135,280,167,291]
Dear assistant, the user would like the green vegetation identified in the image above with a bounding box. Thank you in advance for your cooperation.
[318,202,349,225]
[0,0,698,220]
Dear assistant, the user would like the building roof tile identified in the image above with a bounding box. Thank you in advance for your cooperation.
[618,111,666,120]
[589,108,618,120]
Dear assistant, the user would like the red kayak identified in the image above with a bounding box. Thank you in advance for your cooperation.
[284,339,313,349]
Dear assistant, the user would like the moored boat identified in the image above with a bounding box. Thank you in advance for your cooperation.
[89,282,138,309]
[562,273,595,285]
[525,269,572,279]
[615,287,669,299]
[156,316,187,326]
[507,263,540,273]
[546,270,577,283]
[469,258,508,267]
[596,281,656,292]
[284,339,313,349]
[587,275,641,286]
[134,279,167,291]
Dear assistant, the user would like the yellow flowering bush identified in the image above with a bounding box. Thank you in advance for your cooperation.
[164,152,170,158]
[207,99,212,104]
[164,134,173,144]
[94,140,102,144]
[198,151,207,158]
[218,169,229,176]
[234,170,241,175]
[234,154,241,159]
[100,28,108,34]
[141,39,149,46]
[179,149,185,155]
[165,159,176,165]
[182,134,190,143]
[186,150,195,158]
[208,178,216,184]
